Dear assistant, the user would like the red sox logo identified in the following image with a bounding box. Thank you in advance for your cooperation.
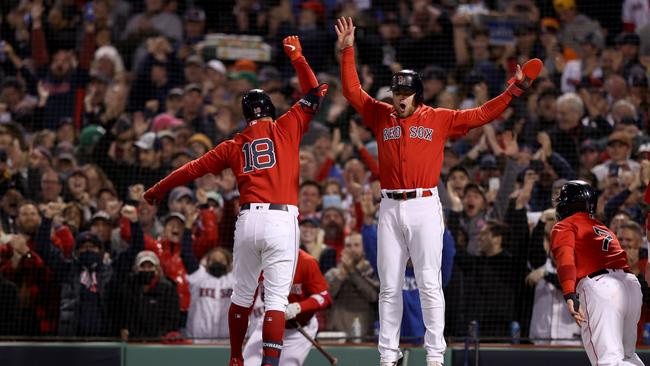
[397,75,406,85]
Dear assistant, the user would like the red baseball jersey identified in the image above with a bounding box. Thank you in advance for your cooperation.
[551,212,630,295]
[146,57,318,205]
[340,47,513,189]
[290,249,331,326]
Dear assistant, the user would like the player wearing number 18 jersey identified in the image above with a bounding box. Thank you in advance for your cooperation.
[551,180,643,366]
[144,36,328,366]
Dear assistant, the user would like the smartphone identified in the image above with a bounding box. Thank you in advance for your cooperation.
[488,177,500,191]
[609,163,619,177]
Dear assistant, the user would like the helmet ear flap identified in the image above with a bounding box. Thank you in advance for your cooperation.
[555,180,597,221]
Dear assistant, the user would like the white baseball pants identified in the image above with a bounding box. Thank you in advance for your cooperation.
[243,316,318,366]
[377,189,446,364]
[230,204,299,312]
[577,269,644,366]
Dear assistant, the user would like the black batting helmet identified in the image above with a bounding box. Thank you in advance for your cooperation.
[242,89,276,123]
[555,180,597,221]
[390,70,424,105]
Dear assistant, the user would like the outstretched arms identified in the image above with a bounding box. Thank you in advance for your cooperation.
[144,144,230,205]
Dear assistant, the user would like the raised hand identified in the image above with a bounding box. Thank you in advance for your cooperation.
[349,120,363,148]
[502,130,519,158]
[283,36,303,61]
[507,58,543,97]
[121,205,138,223]
[335,17,356,50]
[44,202,65,220]
[129,184,145,202]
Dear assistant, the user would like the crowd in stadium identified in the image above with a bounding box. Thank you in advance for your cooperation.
[0,0,649,345]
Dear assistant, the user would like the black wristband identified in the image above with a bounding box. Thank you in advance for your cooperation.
[564,292,580,312]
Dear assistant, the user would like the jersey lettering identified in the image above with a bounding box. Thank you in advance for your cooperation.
[220,288,233,298]
[383,126,401,141]
[593,226,613,251]
[242,138,276,173]
[199,288,216,299]
[409,126,433,141]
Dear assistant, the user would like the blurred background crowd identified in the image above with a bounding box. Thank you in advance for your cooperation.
[1,0,650,345]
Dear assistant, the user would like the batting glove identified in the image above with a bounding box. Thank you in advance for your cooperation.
[285,302,301,320]
[298,83,328,115]
[506,58,543,97]
[283,36,303,61]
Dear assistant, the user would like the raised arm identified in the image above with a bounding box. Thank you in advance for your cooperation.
[283,36,318,93]
[446,59,543,137]
[144,143,230,205]
[336,17,376,115]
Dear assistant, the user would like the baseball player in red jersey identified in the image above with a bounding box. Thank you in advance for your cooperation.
[144,36,328,366]
[551,180,643,366]
[244,249,332,366]
[335,17,541,366]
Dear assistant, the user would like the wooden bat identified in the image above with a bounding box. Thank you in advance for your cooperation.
[289,320,338,365]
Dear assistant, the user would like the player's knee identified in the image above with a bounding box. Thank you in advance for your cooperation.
[417,270,442,291]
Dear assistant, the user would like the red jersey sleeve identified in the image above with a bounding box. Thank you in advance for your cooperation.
[297,253,331,314]
[147,142,231,200]
[551,220,578,295]
[276,100,315,139]
[437,92,513,138]
[340,47,392,132]
[292,56,319,94]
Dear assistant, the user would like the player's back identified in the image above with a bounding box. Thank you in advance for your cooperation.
[556,212,630,279]
[227,116,302,206]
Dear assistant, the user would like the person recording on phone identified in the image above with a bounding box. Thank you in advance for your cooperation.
[591,131,639,186]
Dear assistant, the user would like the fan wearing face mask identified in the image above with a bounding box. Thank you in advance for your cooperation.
[181,238,234,340]
[117,249,180,341]
[33,204,143,337]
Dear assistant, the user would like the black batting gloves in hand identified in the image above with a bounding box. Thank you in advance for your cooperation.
[299,83,329,115]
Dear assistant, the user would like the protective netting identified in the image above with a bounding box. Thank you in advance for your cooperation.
[0,0,648,345]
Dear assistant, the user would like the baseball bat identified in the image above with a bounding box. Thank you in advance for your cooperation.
[289,320,338,365]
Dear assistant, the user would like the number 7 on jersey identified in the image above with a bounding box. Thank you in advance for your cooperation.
[593,226,613,251]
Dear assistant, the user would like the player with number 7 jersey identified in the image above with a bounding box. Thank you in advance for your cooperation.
[144,36,328,366]
[551,180,642,366]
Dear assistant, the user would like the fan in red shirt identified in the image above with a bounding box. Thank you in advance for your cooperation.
[144,36,328,366]
[244,249,331,366]
[551,180,642,366]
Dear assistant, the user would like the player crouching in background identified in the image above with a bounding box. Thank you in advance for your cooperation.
[552,180,644,366]
[244,249,331,366]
